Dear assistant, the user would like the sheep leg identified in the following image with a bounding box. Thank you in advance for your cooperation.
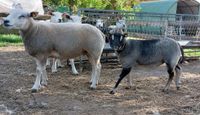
[51,58,58,73]
[175,64,182,90]
[32,59,45,92]
[87,55,94,84]
[89,63,97,89]
[69,59,79,75]
[57,59,64,68]
[88,55,101,89]
[163,66,175,92]
[110,67,132,94]
[79,56,83,73]
[90,60,101,89]
[96,60,101,85]
[125,73,132,89]
[46,58,51,66]
[90,65,94,85]
[41,64,48,86]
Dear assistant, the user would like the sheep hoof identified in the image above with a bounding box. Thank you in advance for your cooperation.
[46,64,50,66]
[41,84,47,88]
[31,89,38,93]
[89,85,96,90]
[162,89,166,92]
[125,86,131,89]
[72,72,79,75]
[89,86,96,90]
[41,82,47,86]
[162,89,169,93]
[89,87,96,90]
[52,70,57,73]
[58,65,64,68]
[176,86,180,90]
[110,90,115,95]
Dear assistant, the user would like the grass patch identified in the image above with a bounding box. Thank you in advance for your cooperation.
[0,34,22,43]
[184,49,200,58]
[0,42,23,47]
[0,34,22,47]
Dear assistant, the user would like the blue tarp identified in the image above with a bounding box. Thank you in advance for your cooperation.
[136,0,178,14]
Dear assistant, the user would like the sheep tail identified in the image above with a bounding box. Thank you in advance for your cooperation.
[178,45,185,64]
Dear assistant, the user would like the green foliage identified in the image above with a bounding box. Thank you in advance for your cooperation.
[77,0,109,9]
[43,0,139,13]
[184,49,200,58]
[0,34,22,47]
[105,0,139,10]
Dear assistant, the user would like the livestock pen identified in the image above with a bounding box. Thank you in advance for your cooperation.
[1,8,200,115]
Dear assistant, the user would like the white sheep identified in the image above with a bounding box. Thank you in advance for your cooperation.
[46,11,80,75]
[3,5,105,92]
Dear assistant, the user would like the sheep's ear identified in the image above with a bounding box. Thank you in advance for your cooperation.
[30,12,39,17]
[47,11,53,15]
[123,33,128,37]
[62,12,71,19]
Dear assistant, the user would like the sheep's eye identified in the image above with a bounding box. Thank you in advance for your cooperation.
[58,19,62,22]
[19,15,25,19]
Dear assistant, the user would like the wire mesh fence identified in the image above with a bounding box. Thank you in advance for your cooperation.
[79,8,200,40]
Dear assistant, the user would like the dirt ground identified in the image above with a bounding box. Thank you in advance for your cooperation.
[0,46,200,115]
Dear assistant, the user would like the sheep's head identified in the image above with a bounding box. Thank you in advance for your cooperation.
[116,17,126,29]
[96,19,104,28]
[49,12,62,23]
[109,28,128,51]
[49,12,71,23]
[3,3,38,30]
